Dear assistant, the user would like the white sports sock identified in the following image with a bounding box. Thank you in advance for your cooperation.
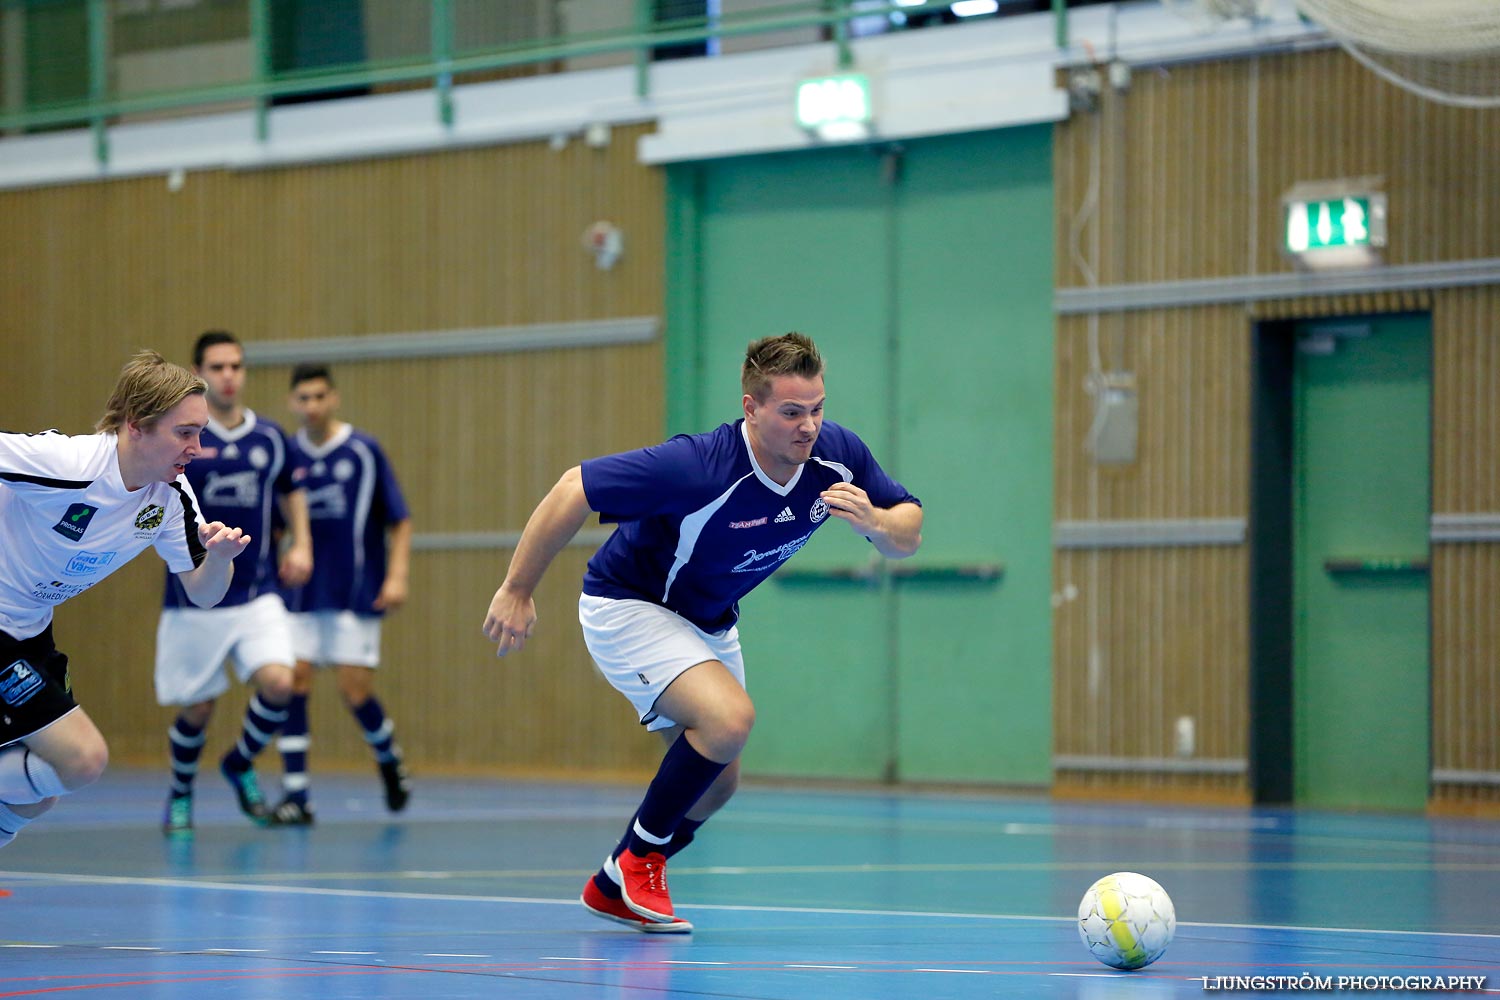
[0,801,32,848]
[0,746,68,803]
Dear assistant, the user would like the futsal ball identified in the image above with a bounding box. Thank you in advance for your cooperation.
[1076,871,1176,970]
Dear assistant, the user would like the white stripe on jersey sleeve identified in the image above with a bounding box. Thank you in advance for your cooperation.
[347,437,379,599]
[811,457,854,483]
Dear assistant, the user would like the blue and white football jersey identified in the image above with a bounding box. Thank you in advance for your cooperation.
[581,419,919,633]
[283,424,409,617]
[163,410,301,610]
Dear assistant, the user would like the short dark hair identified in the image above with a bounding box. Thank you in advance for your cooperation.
[193,329,240,367]
[741,332,824,402]
[290,362,334,390]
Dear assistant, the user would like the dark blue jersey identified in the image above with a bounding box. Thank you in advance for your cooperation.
[162,411,300,610]
[283,425,409,616]
[581,419,919,633]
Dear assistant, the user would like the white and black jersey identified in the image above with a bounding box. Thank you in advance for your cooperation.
[0,430,206,640]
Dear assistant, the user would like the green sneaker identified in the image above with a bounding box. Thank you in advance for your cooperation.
[220,758,270,826]
[162,794,193,837]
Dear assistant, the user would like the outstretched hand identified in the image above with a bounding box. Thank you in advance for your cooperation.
[483,585,536,657]
[198,521,251,562]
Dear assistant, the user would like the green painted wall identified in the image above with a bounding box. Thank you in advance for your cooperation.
[665,126,1054,786]
[1293,313,1431,810]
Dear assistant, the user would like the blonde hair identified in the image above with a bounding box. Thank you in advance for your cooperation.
[741,332,824,402]
[96,350,206,433]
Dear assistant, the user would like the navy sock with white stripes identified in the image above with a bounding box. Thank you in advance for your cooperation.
[167,715,206,798]
[593,815,706,899]
[352,697,401,764]
[221,694,288,773]
[277,693,310,805]
[625,734,727,859]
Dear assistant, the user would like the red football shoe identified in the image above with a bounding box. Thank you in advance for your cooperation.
[606,849,675,923]
[581,875,692,933]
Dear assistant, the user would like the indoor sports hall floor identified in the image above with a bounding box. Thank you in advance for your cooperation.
[0,769,1495,998]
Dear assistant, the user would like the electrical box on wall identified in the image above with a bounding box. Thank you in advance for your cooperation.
[1089,372,1137,465]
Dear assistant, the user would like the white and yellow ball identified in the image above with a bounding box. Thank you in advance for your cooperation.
[1077,872,1176,970]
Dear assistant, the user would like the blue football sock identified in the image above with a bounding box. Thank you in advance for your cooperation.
[221,694,288,773]
[277,693,310,804]
[625,734,727,858]
[167,715,206,797]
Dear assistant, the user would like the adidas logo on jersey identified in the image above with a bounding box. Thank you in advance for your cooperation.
[774,506,795,524]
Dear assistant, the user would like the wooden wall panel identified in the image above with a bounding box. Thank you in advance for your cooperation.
[1430,285,1500,810]
[1057,50,1500,289]
[0,123,667,781]
[1052,546,1249,804]
[1054,46,1500,807]
[1055,305,1249,522]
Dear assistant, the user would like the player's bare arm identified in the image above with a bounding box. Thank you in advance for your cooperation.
[277,488,314,588]
[483,465,594,657]
[177,521,252,607]
[820,482,923,559]
[373,518,412,612]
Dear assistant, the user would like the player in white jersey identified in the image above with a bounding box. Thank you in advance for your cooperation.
[483,333,923,933]
[0,350,250,850]
[155,331,314,836]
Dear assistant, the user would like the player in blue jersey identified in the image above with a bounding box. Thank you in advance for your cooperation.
[0,350,249,851]
[154,331,314,835]
[483,332,923,933]
[273,363,412,824]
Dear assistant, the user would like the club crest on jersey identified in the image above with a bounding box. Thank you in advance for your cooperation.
[134,504,166,533]
[809,498,830,524]
[52,502,97,541]
[0,659,44,707]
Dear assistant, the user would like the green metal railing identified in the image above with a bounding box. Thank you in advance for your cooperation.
[0,0,1070,163]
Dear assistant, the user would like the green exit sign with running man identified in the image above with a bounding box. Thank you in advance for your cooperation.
[1282,183,1387,269]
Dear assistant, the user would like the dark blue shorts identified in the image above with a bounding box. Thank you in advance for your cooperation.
[0,626,77,748]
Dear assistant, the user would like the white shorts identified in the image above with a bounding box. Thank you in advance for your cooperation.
[290,611,382,668]
[578,594,745,732]
[155,593,295,706]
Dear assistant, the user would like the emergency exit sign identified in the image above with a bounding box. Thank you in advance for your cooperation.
[1282,186,1387,268]
[796,74,871,140]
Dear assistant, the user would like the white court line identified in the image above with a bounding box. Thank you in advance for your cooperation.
[1,870,1494,943]
[541,957,608,962]
[102,946,159,951]
[915,968,990,974]
[313,950,377,955]
[424,953,490,958]
[205,948,268,952]
[1050,972,1135,978]
[2,944,58,948]
[787,964,856,970]
[661,960,727,965]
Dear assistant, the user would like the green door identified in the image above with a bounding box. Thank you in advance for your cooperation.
[1293,314,1430,810]
[666,127,1054,785]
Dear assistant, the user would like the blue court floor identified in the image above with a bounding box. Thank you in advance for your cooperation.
[0,768,1496,998]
